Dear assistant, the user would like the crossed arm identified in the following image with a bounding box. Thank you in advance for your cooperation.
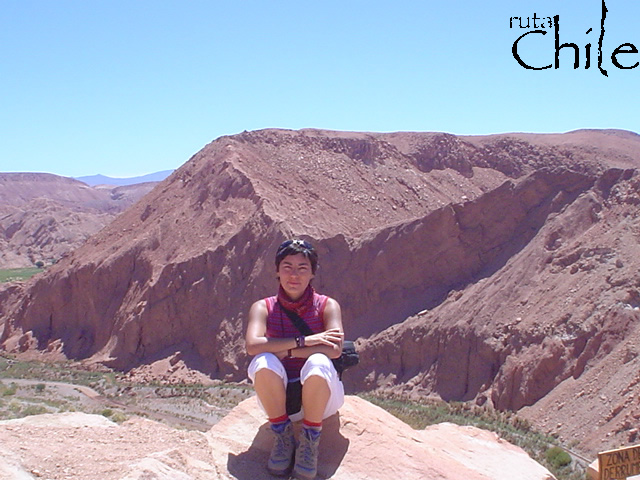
[245,298,344,360]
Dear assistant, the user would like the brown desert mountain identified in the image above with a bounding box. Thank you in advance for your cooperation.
[1,128,640,460]
[0,173,160,268]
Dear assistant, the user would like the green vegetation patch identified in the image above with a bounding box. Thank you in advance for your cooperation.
[0,381,18,397]
[99,408,128,423]
[546,446,572,469]
[0,355,117,387]
[0,267,43,283]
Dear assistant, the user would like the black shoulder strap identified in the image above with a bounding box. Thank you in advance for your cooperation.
[278,302,314,336]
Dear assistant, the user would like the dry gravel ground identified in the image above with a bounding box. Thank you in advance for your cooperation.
[0,377,252,431]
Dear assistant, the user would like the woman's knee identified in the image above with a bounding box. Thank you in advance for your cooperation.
[300,353,336,382]
[306,352,332,368]
[248,352,287,383]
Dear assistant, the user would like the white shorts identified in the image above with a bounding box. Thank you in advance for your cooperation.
[247,352,345,422]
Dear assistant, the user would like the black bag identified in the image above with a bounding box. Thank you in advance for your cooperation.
[279,303,359,380]
[331,340,359,376]
[286,379,302,416]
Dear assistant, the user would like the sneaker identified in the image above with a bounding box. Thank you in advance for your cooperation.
[293,427,321,480]
[267,420,296,477]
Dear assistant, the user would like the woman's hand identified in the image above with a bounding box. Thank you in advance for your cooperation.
[304,328,344,348]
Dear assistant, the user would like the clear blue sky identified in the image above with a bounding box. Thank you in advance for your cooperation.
[2,0,638,178]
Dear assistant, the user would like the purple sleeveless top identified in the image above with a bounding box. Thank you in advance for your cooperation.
[265,293,328,380]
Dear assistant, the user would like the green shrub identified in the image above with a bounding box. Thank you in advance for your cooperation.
[545,446,572,469]
[99,408,126,422]
[110,411,128,423]
[22,405,49,416]
[0,382,17,396]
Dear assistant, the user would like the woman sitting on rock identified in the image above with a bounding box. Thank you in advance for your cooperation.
[246,239,344,479]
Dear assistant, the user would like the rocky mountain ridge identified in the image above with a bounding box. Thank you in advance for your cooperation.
[1,128,640,458]
[0,173,162,268]
[76,170,174,187]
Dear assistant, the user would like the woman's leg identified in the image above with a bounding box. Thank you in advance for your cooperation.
[247,352,289,418]
[294,353,344,480]
[254,368,287,419]
[299,352,345,421]
[248,353,295,476]
[301,374,330,423]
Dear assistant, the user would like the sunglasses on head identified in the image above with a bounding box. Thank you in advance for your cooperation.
[277,239,314,253]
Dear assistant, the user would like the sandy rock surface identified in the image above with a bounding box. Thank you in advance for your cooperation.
[0,396,555,480]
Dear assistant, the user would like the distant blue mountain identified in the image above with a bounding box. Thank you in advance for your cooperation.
[76,170,174,186]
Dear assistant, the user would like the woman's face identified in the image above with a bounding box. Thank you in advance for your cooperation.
[277,253,314,300]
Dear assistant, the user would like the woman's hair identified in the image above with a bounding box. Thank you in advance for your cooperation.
[275,239,318,273]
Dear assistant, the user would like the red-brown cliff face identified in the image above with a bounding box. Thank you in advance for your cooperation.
[347,168,640,455]
[1,128,640,456]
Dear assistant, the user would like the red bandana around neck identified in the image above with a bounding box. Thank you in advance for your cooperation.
[277,284,314,316]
